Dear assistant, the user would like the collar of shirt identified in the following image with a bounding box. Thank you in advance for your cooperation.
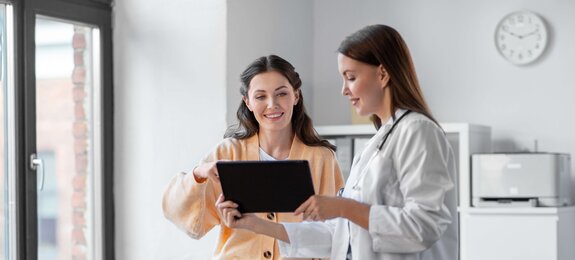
[381,108,408,129]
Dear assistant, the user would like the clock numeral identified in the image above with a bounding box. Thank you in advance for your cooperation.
[527,50,533,57]
[518,53,523,60]
[518,15,524,23]
[535,44,540,49]
[500,44,506,51]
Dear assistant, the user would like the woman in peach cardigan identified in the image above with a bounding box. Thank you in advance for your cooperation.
[163,54,344,260]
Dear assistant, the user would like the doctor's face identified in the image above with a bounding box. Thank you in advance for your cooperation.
[244,71,300,133]
[338,53,388,117]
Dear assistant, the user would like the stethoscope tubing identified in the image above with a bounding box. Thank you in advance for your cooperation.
[350,110,412,191]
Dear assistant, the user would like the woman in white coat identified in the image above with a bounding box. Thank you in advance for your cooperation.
[217,24,458,260]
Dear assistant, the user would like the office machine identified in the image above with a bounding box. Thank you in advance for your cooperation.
[472,153,572,207]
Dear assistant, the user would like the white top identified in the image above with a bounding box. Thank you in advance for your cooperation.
[259,147,277,161]
[279,109,458,260]
[259,147,290,161]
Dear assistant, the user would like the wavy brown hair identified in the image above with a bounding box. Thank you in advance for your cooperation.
[338,24,439,129]
[224,55,335,151]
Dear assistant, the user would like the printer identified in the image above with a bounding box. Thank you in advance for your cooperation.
[472,153,572,207]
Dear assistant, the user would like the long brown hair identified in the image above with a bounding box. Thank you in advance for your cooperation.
[338,24,438,129]
[224,55,335,151]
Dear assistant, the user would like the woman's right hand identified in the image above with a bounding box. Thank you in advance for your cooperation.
[192,162,220,184]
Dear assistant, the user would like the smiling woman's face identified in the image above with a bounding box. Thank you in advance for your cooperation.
[244,70,300,133]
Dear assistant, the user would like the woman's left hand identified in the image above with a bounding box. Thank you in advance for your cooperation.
[294,195,348,221]
[215,194,261,230]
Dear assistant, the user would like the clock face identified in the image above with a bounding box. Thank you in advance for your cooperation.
[495,11,548,65]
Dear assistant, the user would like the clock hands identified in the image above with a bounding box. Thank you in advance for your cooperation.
[502,28,522,39]
[519,29,540,39]
[503,28,539,40]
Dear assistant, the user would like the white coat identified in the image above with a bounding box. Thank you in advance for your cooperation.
[279,109,458,260]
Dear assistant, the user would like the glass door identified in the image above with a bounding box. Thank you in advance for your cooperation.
[33,16,102,260]
[0,1,112,259]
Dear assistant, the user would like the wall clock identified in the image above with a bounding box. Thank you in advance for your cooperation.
[494,11,548,65]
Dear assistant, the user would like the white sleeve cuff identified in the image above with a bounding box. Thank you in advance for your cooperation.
[278,222,333,258]
[278,223,300,257]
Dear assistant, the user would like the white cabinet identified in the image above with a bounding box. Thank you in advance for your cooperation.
[463,207,575,260]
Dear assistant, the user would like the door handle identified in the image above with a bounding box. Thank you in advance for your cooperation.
[30,153,45,191]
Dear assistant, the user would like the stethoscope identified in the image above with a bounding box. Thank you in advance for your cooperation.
[375,110,412,151]
[346,110,412,193]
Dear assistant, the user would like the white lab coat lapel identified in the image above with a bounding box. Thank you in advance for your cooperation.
[336,110,405,260]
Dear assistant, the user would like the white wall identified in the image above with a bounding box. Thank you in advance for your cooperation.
[226,0,313,125]
[312,1,575,157]
[113,0,575,258]
[113,0,226,259]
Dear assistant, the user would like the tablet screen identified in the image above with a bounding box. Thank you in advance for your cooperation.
[216,160,315,213]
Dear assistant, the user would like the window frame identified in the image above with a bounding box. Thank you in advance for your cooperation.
[10,0,114,259]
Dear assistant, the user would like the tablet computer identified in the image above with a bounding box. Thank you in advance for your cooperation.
[216,160,315,213]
